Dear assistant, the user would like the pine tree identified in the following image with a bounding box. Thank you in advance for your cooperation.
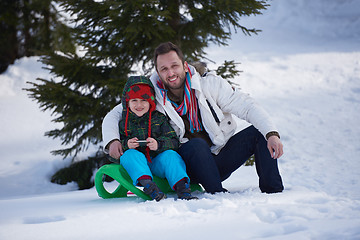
[0,0,74,73]
[25,0,268,187]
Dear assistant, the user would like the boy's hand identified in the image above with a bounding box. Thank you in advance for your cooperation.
[127,137,139,149]
[146,137,158,151]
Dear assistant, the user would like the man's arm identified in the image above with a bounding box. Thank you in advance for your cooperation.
[102,103,123,158]
[207,74,277,137]
[205,74,284,158]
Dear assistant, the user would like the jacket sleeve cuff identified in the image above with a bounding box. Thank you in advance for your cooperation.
[105,139,120,149]
[266,131,280,140]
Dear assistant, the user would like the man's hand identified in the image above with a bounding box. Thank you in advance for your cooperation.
[108,140,124,160]
[267,136,283,159]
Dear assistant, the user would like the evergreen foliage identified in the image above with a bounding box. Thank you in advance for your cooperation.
[245,155,255,166]
[50,152,110,189]
[216,60,242,79]
[0,0,74,73]
[26,0,269,160]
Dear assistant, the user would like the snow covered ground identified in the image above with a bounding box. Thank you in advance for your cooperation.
[1,0,360,239]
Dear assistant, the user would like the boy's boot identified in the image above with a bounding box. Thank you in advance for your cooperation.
[139,179,166,202]
[175,179,198,200]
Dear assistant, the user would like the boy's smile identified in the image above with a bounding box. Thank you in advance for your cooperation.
[129,98,150,117]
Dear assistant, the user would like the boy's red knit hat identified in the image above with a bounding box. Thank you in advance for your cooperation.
[125,84,156,112]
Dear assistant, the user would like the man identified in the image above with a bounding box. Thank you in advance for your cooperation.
[102,42,284,194]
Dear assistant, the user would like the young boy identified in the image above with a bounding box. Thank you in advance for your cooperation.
[117,76,197,201]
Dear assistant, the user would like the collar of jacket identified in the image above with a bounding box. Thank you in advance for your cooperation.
[187,65,202,93]
[127,110,150,123]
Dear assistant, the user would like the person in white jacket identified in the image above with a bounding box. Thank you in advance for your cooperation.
[102,42,284,194]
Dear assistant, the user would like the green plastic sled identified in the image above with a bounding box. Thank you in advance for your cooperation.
[95,164,203,200]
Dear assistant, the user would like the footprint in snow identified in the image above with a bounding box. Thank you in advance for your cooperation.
[23,215,66,224]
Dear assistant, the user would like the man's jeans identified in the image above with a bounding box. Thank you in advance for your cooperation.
[178,126,284,194]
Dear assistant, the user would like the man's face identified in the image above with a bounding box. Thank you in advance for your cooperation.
[156,50,188,91]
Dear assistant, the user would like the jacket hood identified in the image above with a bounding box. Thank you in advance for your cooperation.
[121,76,155,113]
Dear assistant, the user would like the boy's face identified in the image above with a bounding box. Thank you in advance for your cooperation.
[128,98,150,117]
[156,50,188,91]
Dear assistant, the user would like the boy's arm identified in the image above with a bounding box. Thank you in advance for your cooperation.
[119,132,131,152]
[102,103,123,152]
[155,116,179,153]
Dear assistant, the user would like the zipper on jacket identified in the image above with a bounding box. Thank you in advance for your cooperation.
[206,100,220,123]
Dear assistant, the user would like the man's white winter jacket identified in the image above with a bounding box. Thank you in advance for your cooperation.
[102,65,278,154]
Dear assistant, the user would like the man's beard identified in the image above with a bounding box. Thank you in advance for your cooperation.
[161,74,186,91]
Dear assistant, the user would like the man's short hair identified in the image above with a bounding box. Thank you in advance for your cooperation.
[154,42,185,71]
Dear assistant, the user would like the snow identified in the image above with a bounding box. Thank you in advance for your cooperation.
[1,0,360,239]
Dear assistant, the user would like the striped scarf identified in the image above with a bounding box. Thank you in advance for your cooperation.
[157,67,203,133]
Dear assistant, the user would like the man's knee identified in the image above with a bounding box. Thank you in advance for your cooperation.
[243,125,263,138]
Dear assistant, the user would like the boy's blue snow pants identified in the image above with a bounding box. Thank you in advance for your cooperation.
[120,149,189,189]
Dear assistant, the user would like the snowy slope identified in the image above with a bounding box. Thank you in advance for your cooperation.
[1,0,360,239]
